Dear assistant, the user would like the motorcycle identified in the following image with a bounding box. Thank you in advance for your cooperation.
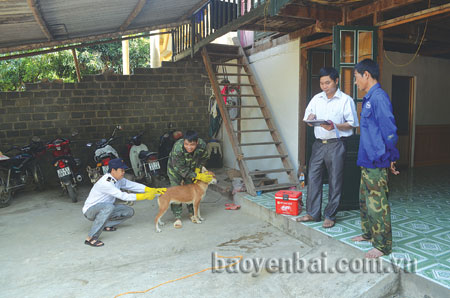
[86,125,121,184]
[0,137,46,208]
[128,132,162,186]
[46,131,83,202]
[157,123,183,177]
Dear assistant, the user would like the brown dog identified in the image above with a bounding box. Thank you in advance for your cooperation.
[155,167,217,232]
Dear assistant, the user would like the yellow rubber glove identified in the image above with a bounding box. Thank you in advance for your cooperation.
[145,187,167,195]
[136,192,155,201]
[195,172,213,183]
[194,168,201,174]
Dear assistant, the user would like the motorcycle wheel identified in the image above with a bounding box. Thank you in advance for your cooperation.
[33,164,45,190]
[66,184,77,203]
[0,175,12,208]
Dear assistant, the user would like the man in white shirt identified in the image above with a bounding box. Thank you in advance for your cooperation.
[297,67,358,228]
[83,158,166,247]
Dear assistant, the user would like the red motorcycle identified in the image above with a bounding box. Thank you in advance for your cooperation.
[46,131,83,202]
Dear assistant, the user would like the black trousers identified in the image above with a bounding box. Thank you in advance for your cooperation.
[306,138,346,221]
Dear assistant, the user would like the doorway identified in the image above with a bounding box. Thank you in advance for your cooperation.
[391,75,414,167]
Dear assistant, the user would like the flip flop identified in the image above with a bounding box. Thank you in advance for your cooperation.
[322,219,335,228]
[103,227,117,232]
[173,219,182,229]
[225,203,236,207]
[84,238,104,247]
[225,204,241,210]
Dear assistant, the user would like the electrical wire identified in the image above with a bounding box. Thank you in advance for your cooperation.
[383,0,430,67]
[113,254,243,297]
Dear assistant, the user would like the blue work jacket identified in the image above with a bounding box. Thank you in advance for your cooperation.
[357,83,400,169]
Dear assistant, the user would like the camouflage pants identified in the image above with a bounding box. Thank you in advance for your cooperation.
[359,167,392,255]
[168,176,194,219]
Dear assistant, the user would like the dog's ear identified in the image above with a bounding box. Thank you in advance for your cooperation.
[201,166,207,173]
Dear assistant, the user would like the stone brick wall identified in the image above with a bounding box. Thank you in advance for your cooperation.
[0,60,211,184]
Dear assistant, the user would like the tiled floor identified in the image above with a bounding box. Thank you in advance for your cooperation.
[244,166,450,289]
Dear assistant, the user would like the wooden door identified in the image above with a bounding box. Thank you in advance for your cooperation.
[392,75,414,167]
[333,26,377,210]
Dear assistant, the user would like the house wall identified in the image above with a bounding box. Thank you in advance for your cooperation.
[0,60,210,183]
[381,51,450,166]
[381,51,450,125]
[221,40,300,183]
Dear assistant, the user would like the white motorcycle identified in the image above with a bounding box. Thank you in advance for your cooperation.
[86,125,121,184]
[128,132,161,186]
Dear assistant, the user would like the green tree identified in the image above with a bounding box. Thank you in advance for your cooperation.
[0,37,151,91]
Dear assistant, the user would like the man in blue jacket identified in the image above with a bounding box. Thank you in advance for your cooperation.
[352,59,400,258]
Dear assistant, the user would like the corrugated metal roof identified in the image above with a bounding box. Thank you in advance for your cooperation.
[0,0,205,53]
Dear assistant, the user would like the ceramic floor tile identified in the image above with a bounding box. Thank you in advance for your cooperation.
[404,238,450,258]
[241,166,450,288]
[397,220,442,234]
[390,212,411,223]
[417,263,450,289]
[313,224,357,238]
[340,234,373,251]
[383,246,429,267]
[432,230,450,245]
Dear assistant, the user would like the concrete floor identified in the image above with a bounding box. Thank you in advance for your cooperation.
[1,184,398,298]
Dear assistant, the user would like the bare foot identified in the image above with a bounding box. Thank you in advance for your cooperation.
[365,248,384,258]
[352,235,371,242]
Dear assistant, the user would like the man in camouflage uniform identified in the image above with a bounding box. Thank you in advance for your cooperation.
[352,59,400,258]
[167,130,211,228]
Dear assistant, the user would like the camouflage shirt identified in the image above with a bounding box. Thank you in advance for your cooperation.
[167,138,209,185]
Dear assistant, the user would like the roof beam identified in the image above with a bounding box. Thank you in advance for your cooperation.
[0,21,184,54]
[377,3,450,30]
[289,21,334,40]
[419,45,450,57]
[300,35,332,49]
[347,0,422,23]
[119,0,147,31]
[278,4,341,22]
[0,31,172,61]
[27,0,53,40]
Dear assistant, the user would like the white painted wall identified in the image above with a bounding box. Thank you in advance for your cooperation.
[381,51,450,125]
[221,40,300,183]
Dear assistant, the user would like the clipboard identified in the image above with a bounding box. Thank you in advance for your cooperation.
[303,119,330,126]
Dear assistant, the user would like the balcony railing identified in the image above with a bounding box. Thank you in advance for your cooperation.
[172,0,268,60]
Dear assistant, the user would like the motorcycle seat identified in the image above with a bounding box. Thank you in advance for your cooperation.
[138,151,157,161]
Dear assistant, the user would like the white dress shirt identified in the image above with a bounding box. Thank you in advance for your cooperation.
[304,88,359,140]
[82,173,146,214]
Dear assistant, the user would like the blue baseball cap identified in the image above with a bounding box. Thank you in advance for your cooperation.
[108,158,129,170]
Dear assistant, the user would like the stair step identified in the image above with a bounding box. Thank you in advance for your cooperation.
[208,53,243,58]
[219,83,255,86]
[243,155,288,160]
[212,63,246,66]
[216,73,251,76]
[231,117,267,120]
[234,129,274,133]
[222,94,257,97]
[227,105,263,108]
[255,183,299,192]
[239,141,281,146]
[249,168,294,175]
